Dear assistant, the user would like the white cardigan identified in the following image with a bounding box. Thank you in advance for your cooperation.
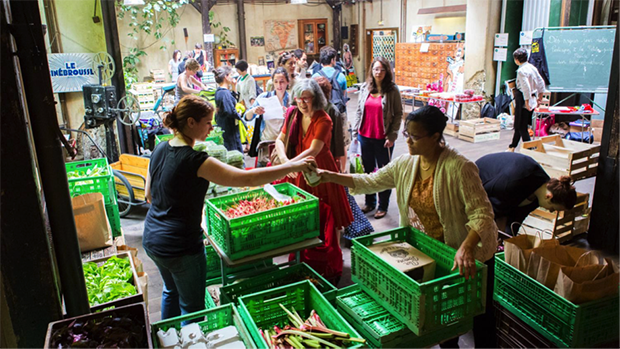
[351,146,498,262]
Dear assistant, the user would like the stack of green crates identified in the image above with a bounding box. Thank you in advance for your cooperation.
[351,227,487,336]
[219,263,337,305]
[65,158,121,237]
[205,243,276,286]
[204,183,319,260]
[336,284,473,348]
[494,253,619,347]
[150,304,256,348]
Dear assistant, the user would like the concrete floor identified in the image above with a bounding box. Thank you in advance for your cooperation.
[121,92,596,347]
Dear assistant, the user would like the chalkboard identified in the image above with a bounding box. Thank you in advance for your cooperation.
[533,27,616,93]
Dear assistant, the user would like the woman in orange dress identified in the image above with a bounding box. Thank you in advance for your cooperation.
[275,78,353,282]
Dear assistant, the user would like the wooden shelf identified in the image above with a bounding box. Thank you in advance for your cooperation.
[298,19,328,56]
[214,48,239,68]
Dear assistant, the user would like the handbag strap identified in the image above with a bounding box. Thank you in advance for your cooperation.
[281,107,297,154]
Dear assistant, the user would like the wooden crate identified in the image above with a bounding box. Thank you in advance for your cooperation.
[444,123,459,137]
[458,118,501,143]
[520,135,600,181]
[111,154,149,202]
[521,192,590,242]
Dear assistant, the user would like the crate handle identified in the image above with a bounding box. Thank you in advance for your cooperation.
[75,162,95,168]
[261,290,288,303]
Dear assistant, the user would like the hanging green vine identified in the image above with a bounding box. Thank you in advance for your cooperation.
[209,10,234,48]
[115,0,190,90]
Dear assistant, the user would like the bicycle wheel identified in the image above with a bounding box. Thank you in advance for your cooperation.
[113,170,134,217]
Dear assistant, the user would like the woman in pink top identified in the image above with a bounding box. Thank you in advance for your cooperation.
[353,57,403,219]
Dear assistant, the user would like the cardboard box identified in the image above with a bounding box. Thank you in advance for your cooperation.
[368,241,436,282]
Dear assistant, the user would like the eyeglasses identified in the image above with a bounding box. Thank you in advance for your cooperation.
[373,68,386,73]
[402,130,429,142]
[294,97,312,104]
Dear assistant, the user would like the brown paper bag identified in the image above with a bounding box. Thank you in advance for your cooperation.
[137,272,148,309]
[118,245,143,273]
[554,258,619,304]
[72,193,113,252]
[504,232,559,272]
[526,246,598,289]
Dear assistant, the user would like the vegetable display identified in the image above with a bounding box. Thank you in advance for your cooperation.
[259,304,366,349]
[223,196,300,219]
[67,165,109,179]
[83,256,137,306]
[49,314,146,348]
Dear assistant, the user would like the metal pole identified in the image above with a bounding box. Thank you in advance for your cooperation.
[8,0,90,316]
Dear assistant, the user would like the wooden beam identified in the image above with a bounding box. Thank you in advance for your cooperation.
[417,4,466,14]
[589,21,619,253]
[201,0,215,69]
[101,0,131,156]
[237,0,247,59]
[560,0,572,26]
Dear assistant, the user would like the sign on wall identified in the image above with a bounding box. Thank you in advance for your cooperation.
[48,53,99,93]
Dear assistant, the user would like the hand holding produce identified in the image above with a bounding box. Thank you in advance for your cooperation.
[259,304,366,349]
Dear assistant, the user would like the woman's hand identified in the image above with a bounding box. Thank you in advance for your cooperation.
[287,157,316,178]
[384,139,394,148]
[254,106,265,115]
[452,240,477,280]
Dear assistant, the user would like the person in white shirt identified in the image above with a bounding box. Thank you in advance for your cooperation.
[234,60,257,107]
[509,48,546,152]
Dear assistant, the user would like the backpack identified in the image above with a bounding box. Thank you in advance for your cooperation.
[318,69,347,113]
[480,102,497,119]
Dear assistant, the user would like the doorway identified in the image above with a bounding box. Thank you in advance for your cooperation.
[365,28,399,74]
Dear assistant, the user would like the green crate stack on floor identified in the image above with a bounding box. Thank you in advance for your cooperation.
[494,253,619,348]
[218,262,338,306]
[336,284,473,348]
[65,157,122,237]
[350,227,487,343]
[204,243,277,296]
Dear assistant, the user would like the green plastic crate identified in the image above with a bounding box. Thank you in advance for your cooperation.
[494,253,619,348]
[220,263,338,305]
[65,158,116,205]
[154,134,174,146]
[205,243,275,283]
[351,227,487,336]
[336,284,472,348]
[150,304,256,349]
[155,133,223,147]
[105,202,122,238]
[205,183,319,260]
[238,280,363,349]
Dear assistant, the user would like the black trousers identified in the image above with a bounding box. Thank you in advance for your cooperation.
[510,89,533,148]
[439,257,497,348]
[358,135,394,211]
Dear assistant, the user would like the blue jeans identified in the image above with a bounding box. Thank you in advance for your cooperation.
[146,247,206,323]
[358,135,394,211]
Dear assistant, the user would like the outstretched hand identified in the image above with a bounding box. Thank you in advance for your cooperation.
[451,242,476,280]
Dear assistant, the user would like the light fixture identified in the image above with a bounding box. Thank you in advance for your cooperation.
[123,0,145,5]
[378,0,384,26]
[291,0,308,3]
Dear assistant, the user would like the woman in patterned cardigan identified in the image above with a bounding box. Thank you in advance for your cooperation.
[313,105,498,348]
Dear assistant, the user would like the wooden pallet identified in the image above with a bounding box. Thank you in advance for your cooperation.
[520,135,600,181]
[521,193,590,242]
